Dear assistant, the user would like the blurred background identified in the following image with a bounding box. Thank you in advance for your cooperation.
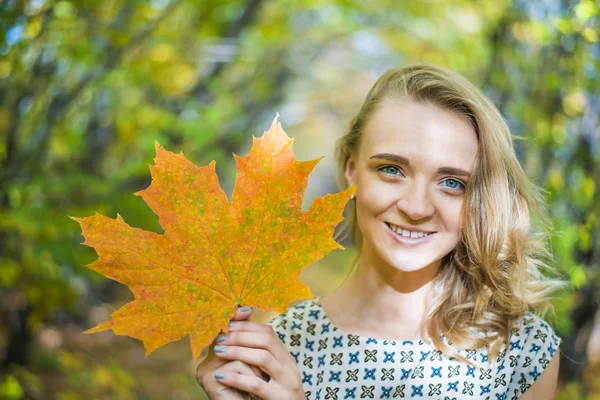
[0,0,599,398]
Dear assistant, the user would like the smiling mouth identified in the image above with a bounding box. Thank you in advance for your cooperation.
[385,222,436,238]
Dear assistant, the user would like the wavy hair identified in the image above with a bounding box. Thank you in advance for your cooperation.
[334,63,562,358]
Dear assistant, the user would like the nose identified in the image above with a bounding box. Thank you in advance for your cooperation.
[396,181,435,221]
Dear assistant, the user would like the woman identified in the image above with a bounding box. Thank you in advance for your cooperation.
[196,63,562,399]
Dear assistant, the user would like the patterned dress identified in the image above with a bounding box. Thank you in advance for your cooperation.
[267,298,561,400]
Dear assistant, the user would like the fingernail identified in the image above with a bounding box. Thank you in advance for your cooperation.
[214,345,226,353]
[239,306,251,312]
[215,371,225,380]
[216,334,227,343]
[228,322,234,329]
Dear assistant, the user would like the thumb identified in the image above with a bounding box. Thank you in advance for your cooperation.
[231,305,253,321]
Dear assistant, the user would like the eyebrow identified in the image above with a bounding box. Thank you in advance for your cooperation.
[370,153,472,177]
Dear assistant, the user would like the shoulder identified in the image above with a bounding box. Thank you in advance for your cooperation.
[508,312,561,357]
[504,312,561,399]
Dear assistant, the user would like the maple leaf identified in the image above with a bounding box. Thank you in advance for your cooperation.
[72,116,357,360]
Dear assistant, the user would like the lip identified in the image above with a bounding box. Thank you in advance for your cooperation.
[385,222,436,247]
[386,222,436,234]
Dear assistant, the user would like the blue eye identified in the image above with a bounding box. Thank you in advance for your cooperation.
[442,178,465,191]
[377,165,402,175]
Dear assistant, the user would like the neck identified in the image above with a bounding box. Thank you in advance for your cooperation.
[320,253,440,340]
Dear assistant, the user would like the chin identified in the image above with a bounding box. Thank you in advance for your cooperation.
[359,222,459,273]
[385,253,442,273]
[370,239,456,273]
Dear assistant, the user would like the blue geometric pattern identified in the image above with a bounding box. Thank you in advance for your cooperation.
[268,299,561,399]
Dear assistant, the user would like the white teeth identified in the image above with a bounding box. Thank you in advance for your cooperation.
[388,223,429,239]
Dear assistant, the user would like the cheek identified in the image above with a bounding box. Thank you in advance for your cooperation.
[356,186,396,219]
[443,202,465,234]
[357,171,402,201]
[354,189,393,233]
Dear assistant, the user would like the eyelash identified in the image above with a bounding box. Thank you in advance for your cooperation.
[377,165,405,177]
[376,165,466,192]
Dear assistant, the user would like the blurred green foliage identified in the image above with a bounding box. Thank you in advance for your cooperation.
[0,0,599,398]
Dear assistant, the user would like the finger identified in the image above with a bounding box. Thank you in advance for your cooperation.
[225,322,290,367]
[197,337,265,383]
[220,360,262,377]
[227,320,275,334]
[220,358,264,382]
[222,361,267,397]
[213,345,282,379]
[199,360,262,396]
[196,348,228,386]
[216,331,290,362]
[196,306,253,368]
[196,338,224,366]
[231,305,253,321]
[214,371,271,400]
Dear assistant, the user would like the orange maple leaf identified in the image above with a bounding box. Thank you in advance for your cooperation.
[72,116,356,360]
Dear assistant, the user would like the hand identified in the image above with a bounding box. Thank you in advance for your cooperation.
[196,307,263,400]
[210,312,305,400]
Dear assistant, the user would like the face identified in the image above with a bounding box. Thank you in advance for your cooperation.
[345,98,479,274]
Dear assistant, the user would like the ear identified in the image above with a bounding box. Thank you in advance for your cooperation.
[344,156,356,187]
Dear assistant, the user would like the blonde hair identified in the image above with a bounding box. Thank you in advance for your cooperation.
[335,63,562,358]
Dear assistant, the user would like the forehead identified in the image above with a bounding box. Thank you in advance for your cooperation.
[359,99,478,169]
